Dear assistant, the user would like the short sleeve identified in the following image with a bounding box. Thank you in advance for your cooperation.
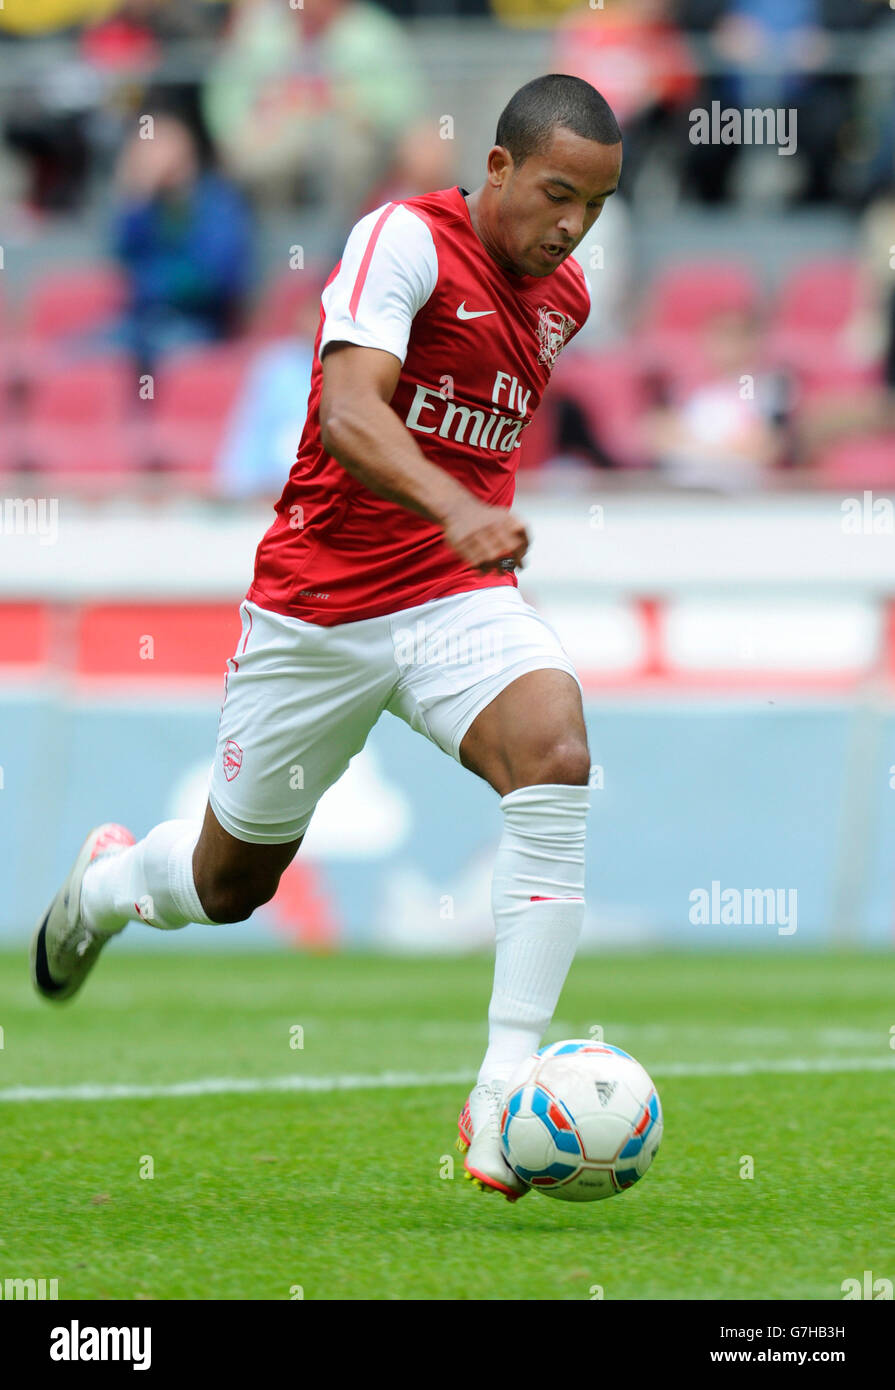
[319,203,438,366]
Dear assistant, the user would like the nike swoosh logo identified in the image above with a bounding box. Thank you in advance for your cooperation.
[456,302,496,320]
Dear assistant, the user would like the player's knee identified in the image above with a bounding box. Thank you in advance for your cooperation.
[531,739,591,788]
[198,874,279,925]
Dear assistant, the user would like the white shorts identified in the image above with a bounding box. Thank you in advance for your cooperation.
[208,586,581,844]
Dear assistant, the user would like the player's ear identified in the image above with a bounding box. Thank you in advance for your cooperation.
[486,145,513,189]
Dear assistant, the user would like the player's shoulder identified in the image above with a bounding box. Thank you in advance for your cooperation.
[347,187,461,242]
[333,197,439,294]
[346,197,436,251]
[394,185,468,230]
[334,189,467,293]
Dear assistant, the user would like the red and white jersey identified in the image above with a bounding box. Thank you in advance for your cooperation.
[247,185,591,625]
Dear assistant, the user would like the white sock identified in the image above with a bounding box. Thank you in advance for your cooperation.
[478,783,590,1086]
[79,819,218,933]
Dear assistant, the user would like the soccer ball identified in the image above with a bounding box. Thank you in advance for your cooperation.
[500,1040,663,1202]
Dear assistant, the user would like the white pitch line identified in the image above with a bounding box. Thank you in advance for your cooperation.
[0,1070,475,1103]
[653,1056,895,1077]
[0,1056,894,1104]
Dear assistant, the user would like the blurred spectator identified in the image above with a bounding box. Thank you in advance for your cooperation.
[78,2,225,193]
[107,112,252,372]
[359,120,458,214]
[4,89,93,214]
[1,15,101,214]
[681,0,883,206]
[644,308,790,489]
[552,0,699,201]
[0,0,116,36]
[859,185,895,399]
[81,0,218,64]
[488,0,576,24]
[794,180,895,459]
[202,0,422,226]
[215,293,323,500]
[1,1,222,215]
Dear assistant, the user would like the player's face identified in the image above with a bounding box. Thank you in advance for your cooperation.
[493,127,622,278]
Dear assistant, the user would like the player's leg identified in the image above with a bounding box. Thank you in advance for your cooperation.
[458,664,590,794]
[31,808,303,1003]
[457,669,591,1197]
[84,802,304,933]
[192,800,302,924]
[387,589,591,1198]
[32,599,395,1001]
[458,666,590,1071]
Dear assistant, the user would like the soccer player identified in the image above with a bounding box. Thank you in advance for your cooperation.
[31,74,623,1201]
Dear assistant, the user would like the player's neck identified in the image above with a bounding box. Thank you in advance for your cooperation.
[464,186,523,279]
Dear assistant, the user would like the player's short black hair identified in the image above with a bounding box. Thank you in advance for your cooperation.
[495,74,621,167]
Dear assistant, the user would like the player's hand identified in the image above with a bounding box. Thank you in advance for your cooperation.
[440,498,530,573]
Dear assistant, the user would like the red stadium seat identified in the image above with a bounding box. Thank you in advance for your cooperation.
[633,258,756,383]
[783,347,881,401]
[144,346,249,475]
[143,421,230,476]
[0,348,14,414]
[25,356,136,425]
[22,266,126,341]
[16,422,142,474]
[248,268,325,342]
[0,425,15,479]
[643,260,760,336]
[17,357,142,473]
[151,346,248,422]
[773,257,862,337]
[768,258,863,372]
[550,349,653,469]
[815,432,895,488]
[635,260,762,389]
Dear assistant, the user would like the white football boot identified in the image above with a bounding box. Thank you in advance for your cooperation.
[456,1081,530,1201]
[30,823,136,1002]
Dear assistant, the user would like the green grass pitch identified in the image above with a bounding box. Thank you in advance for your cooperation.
[2,949,893,1301]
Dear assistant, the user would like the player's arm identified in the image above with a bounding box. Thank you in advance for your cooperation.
[320,341,528,573]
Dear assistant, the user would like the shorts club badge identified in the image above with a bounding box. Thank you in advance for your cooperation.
[223,740,243,782]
